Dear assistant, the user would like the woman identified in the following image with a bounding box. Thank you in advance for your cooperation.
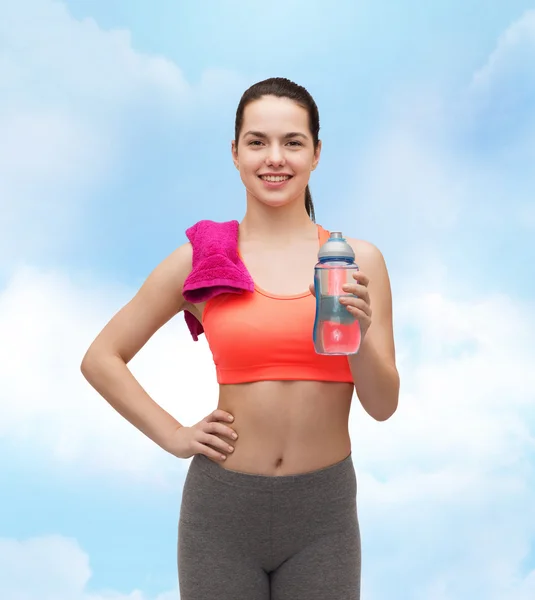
[81,77,399,600]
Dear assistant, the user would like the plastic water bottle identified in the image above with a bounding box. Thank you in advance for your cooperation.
[313,232,361,355]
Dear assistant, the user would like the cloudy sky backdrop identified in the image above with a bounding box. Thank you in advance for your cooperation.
[1,1,534,598]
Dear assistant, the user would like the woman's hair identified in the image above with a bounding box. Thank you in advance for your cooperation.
[234,77,320,222]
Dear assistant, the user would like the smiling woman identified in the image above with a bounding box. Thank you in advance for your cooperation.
[232,79,321,221]
[80,77,399,600]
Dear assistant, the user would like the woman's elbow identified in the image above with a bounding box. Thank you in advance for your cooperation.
[80,343,113,380]
[80,347,98,380]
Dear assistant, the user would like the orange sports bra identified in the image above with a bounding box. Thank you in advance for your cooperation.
[202,225,354,385]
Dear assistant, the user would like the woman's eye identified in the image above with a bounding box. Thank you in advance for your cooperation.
[247,140,302,148]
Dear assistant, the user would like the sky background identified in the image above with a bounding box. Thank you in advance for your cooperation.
[1,0,534,598]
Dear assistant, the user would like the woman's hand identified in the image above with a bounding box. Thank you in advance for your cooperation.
[339,271,372,339]
[309,271,373,339]
[166,409,238,462]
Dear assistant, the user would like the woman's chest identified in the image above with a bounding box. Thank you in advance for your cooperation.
[205,292,316,345]
[239,246,318,297]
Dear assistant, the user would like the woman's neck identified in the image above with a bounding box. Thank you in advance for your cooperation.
[240,194,317,243]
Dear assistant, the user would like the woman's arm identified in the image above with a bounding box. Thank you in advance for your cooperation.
[347,239,400,421]
[80,243,194,452]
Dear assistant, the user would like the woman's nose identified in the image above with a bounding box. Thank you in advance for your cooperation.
[266,144,285,166]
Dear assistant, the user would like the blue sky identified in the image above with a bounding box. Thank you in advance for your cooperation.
[1,1,534,598]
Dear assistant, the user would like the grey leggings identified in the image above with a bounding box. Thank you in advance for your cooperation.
[178,453,361,599]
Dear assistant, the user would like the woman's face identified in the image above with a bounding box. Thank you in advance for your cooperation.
[232,95,321,209]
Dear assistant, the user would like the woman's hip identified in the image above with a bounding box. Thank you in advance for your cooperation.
[179,451,358,534]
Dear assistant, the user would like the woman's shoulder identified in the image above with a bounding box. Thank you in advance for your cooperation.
[346,236,381,257]
[149,242,193,298]
[345,236,388,273]
[167,241,193,266]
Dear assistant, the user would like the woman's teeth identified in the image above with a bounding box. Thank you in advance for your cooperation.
[260,175,291,182]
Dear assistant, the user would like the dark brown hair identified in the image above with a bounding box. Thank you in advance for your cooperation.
[234,77,320,222]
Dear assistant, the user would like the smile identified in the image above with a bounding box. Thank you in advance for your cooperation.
[259,175,292,182]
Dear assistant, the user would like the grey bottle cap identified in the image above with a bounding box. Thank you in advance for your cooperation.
[318,231,355,260]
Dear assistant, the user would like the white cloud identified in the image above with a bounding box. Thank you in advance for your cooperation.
[346,9,535,254]
[465,9,535,181]
[0,535,177,600]
[0,266,219,484]
[470,9,535,93]
[349,120,464,232]
[0,0,244,265]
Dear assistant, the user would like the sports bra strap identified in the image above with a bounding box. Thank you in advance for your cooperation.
[317,224,330,246]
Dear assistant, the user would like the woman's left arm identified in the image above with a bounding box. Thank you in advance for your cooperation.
[342,239,400,421]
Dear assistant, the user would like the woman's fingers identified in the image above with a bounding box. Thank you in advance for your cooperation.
[342,283,369,302]
[352,271,370,286]
[339,296,372,316]
[198,432,234,454]
[204,420,238,440]
[194,410,239,462]
[206,409,234,423]
[193,441,228,461]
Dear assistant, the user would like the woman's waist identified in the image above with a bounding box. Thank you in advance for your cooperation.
[214,380,353,476]
[217,380,353,429]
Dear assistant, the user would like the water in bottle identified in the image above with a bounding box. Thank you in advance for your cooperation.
[313,232,361,355]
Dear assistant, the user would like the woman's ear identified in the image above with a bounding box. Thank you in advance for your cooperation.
[312,139,322,171]
[231,140,239,169]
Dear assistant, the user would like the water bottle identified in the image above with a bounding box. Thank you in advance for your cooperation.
[313,232,361,355]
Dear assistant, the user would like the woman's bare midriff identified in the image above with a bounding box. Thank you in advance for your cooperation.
[213,380,354,476]
[183,300,354,476]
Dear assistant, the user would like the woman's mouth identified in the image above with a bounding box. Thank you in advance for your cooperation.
[259,175,292,182]
[258,174,293,188]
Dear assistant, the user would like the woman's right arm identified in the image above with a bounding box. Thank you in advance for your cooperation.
[80,243,193,453]
[80,243,237,460]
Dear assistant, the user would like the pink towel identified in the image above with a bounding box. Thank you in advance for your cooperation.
[182,219,254,340]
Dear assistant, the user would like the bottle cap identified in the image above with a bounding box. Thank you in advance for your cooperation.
[318,232,355,260]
